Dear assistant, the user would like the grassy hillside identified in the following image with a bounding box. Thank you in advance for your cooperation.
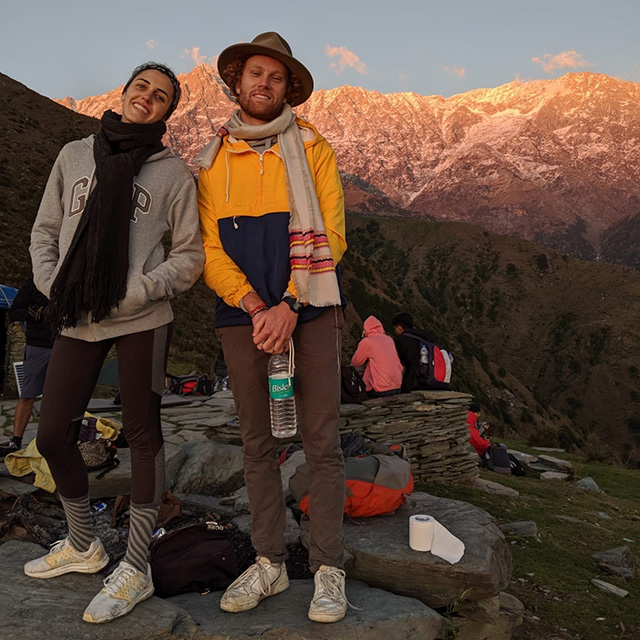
[418,444,640,639]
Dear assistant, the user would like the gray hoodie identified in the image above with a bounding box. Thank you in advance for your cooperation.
[30,135,205,341]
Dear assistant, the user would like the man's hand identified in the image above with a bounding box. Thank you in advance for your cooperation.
[252,302,298,354]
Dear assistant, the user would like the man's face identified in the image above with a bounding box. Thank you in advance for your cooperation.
[235,55,288,125]
[394,325,404,335]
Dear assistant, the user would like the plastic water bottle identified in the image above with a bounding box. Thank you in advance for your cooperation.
[268,348,297,438]
[419,342,429,365]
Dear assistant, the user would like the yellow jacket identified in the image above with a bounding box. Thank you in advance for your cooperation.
[198,118,346,326]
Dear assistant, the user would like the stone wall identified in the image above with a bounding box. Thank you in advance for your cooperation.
[2,323,25,399]
[339,390,479,486]
[210,389,479,487]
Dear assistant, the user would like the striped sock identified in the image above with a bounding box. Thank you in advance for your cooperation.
[58,494,93,552]
[124,502,159,573]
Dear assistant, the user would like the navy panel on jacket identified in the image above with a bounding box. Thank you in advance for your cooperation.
[214,211,331,327]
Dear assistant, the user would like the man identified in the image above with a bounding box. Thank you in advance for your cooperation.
[391,312,439,393]
[196,33,349,623]
[0,278,54,459]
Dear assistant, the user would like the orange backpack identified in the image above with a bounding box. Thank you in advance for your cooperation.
[289,453,414,518]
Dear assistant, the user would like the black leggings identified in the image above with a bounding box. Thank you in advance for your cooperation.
[37,324,171,504]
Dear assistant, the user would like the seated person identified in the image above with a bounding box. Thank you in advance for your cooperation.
[467,401,491,457]
[391,312,439,392]
[351,316,403,398]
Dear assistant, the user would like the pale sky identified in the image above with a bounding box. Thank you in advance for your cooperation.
[1,0,639,101]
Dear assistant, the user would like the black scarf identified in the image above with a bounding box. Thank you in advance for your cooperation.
[48,110,166,334]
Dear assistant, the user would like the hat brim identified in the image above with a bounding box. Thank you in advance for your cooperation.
[217,42,314,107]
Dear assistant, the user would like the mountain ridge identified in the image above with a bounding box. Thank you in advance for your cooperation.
[57,69,640,267]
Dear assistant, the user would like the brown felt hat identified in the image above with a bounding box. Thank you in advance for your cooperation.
[217,31,314,106]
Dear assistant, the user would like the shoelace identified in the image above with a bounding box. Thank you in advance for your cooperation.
[48,539,69,556]
[250,560,279,596]
[313,568,361,611]
[102,564,139,595]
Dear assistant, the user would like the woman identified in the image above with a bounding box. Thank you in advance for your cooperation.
[25,62,204,624]
[351,315,403,397]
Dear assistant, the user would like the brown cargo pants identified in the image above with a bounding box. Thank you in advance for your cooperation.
[217,306,345,572]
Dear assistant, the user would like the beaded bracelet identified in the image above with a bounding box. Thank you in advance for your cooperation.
[249,304,268,318]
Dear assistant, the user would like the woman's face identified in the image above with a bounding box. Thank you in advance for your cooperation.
[121,69,174,124]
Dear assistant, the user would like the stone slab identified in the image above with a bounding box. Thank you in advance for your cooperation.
[0,541,197,640]
[537,454,573,472]
[169,580,443,640]
[0,475,39,496]
[472,477,519,498]
[499,521,538,538]
[540,471,569,481]
[343,492,512,608]
[591,578,629,598]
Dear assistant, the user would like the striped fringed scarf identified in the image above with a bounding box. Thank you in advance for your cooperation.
[193,105,341,307]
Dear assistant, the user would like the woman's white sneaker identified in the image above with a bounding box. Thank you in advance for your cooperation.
[82,561,154,624]
[24,537,109,578]
[220,556,289,612]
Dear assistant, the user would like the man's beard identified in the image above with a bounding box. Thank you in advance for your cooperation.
[237,93,285,123]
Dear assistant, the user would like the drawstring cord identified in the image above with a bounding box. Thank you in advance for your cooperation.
[288,338,295,378]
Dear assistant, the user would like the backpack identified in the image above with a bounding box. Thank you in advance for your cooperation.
[166,372,214,396]
[289,453,414,518]
[149,521,238,598]
[340,365,368,404]
[484,443,511,475]
[508,453,527,477]
[404,333,453,390]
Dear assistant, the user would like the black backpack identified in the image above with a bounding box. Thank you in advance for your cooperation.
[403,333,453,390]
[150,521,238,598]
[341,365,368,404]
[484,443,512,475]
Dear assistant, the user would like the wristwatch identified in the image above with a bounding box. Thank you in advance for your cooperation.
[282,295,303,313]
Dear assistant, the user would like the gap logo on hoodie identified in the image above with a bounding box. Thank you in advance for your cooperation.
[67,178,152,223]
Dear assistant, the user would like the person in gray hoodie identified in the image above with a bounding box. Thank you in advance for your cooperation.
[25,62,204,624]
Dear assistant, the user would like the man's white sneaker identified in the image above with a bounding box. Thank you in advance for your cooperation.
[82,561,154,624]
[24,537,109,578]
[220,556,289,612]
[308,565,349,623]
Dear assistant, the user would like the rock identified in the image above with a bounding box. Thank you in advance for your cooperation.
[472,477,519,498]
[0,475,39,496]
[0,541,197,640]
[169,580,443,640]
[573,477,601,492]
[592,547,639,579]
[590,579,629,598]
[343,492,512,608]
[171,440,244,496]
[455,592,525,640]
[506,449,538,465]
[537,454,573,472]
[233,508,300,547]
[554,515,583,524]
[540,471,569,480]
[587,511,612,520]
[499,521,538,538]
[89,442,185,498]
[532,447,566,453]
[173,493,239,519]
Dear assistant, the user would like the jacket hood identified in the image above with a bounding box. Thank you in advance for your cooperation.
[363,315,384,336]
[82,135,174,163]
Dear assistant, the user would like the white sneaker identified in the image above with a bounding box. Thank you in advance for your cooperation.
[308,565,349,623]
[24,537,109,578]
[82,561,154,624]
[220,556,289,612]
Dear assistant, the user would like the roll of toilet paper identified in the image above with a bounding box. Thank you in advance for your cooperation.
[409,514,465,564]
